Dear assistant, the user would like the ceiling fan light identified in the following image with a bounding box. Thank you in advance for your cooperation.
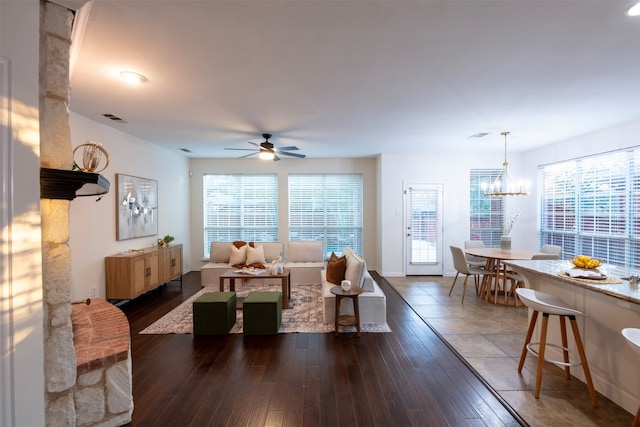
[259,151,275,160]
[119,71,147,84]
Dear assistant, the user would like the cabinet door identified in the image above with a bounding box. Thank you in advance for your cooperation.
[159,249,172,283]
[170,246,182,279]
[132,256,146,296]
[145,252,160,290]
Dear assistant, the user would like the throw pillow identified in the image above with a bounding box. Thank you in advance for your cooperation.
[344,250,366,288]
[228,244,247,267]
[232,240,246,249]
[246,244,266,266]
[326,252,347,285]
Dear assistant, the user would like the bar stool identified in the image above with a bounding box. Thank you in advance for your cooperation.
[621,328,640,427]
[515,288,598,407]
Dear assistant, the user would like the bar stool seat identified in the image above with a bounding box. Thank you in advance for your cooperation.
[516,288,598,407]
[621,328,640,427]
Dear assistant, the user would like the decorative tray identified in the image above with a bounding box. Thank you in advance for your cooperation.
[562,269,607,280]
[233,267,265,275]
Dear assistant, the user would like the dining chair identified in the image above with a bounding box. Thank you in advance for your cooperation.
[464,240,487,293]
[540,244,562,257]
[449,246,486,303]
[464,240,486,268]
[507,253,561,305]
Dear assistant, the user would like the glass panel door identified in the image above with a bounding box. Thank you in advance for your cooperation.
[405,184,443,275]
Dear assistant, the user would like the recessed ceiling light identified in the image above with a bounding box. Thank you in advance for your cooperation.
[627,1,640,16]
[119,71,147,84]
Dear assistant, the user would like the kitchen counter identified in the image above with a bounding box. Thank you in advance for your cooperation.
[505,259,640,305]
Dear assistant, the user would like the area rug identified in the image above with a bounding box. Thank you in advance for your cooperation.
[140,283,391,334]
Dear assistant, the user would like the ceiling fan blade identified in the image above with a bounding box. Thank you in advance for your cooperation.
[274,146,299,151]
[225,148,259,151]
[279,151,306,159]
[248,141,261,148]
[273,154,281,161]
[239,152,257,159]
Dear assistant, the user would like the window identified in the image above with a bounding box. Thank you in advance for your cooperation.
[470,169,505,247]
[539,147,640,269]
[289,174,363,257]
[203,174,278,258]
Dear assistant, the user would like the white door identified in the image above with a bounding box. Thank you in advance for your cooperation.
[405,184,443,275]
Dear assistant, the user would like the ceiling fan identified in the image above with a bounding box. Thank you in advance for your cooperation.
[225,134,306,161]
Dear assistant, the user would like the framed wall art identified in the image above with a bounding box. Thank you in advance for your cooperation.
[116,174,158,240]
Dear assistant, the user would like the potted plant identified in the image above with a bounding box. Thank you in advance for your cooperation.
[158,235,175,247]
[501,209,521,250]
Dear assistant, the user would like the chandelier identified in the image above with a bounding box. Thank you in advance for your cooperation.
[482,131,529,197]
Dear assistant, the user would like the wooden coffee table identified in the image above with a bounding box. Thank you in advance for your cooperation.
[330,285,364,337]
[219,269,291,309]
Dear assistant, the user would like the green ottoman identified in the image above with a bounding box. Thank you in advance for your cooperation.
[243,291,282,335]
[193,292,236,335]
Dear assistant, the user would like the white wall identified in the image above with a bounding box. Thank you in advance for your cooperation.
[525,120,640,166]
[0,0,46,425]
[69,113,191,301]
[378,150,534,277]
[188,157,378,270]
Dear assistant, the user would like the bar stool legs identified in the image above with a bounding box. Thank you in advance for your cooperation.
[516,288,598,408]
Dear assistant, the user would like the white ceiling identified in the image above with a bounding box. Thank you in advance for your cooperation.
[67,0,640,159]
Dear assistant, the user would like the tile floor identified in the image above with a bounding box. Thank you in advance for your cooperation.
[385,275,635,427]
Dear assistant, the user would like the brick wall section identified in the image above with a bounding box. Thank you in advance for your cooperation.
[72,299,132,426]
[72,298,130,375]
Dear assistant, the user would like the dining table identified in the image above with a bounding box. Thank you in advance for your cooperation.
[464,247,543,305]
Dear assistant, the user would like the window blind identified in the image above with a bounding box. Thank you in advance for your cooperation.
[539,146,640,268]
[470,169,505,247]
[407,185,442,263]
[203,174,278,258]
[289,174,363,257]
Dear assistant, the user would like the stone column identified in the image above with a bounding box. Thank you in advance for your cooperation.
[40,1,80,424]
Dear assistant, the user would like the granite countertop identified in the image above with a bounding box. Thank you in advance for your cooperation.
[504,259,640,305]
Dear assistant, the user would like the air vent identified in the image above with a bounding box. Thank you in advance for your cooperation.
[102,113,126,123]
[468,132,490,139]
[179,148,192,153]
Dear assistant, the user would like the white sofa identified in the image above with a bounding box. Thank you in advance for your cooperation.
[201,241,324,287]
[322,247,387,325]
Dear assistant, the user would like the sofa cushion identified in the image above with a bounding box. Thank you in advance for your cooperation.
[343,247,365,288]
[287,241,323,262]
[246,244,266,265]
[261,242,283,263]
[210,243,231,263]
[326,253,346,285]
[228,244,247,267]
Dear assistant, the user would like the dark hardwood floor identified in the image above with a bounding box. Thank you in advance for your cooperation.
[120,272,526,426]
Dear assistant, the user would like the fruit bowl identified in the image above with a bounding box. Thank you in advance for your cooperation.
[571,255,601,269]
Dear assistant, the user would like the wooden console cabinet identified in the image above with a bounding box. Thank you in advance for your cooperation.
[106,244,182,300]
